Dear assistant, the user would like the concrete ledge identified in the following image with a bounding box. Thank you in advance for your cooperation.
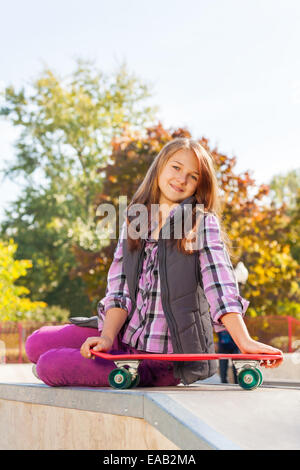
[2,381,300,450]
[0,383,239,450]
[0,383,144,418]
[143,392,239,450]
[262,379,300,389]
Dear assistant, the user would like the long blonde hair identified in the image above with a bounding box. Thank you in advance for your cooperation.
[126,137,231,255]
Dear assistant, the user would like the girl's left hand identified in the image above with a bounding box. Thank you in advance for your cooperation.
[239,338,283,368]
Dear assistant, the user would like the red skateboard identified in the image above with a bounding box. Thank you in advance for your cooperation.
[91,351,282,391]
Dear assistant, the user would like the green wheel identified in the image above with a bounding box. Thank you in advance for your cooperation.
[256,367,263,386]
[237,367,261,391]
[108,368,133,389]
[129,373,140,389]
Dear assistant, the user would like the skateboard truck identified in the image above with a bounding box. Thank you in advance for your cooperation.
[109,359,141,389]
[232,360,263,390]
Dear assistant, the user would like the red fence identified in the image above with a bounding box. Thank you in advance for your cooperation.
[244,316,300,353]
[0,321,61,364]
[0,316,300,363]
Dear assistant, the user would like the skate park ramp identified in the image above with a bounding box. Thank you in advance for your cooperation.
[0,366,300,450]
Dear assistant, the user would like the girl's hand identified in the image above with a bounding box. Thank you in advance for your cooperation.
[239,338,283,368]
[80,335,113,359]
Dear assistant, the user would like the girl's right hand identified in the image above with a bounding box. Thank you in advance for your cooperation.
[239,338,283,368]
[80,335,113,359]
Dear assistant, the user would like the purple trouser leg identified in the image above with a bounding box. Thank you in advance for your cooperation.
[25,324,180,387]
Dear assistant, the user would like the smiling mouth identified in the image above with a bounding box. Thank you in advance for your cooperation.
[170,183,184,193]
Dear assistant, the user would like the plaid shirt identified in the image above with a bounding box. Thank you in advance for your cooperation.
[97,211,249,353]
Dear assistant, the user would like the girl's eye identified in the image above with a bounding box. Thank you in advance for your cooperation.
[173,166,198,181]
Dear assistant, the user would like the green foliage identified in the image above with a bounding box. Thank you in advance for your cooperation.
[285,188,300,265]
[269,168,300,209]
[269,170,300,266]
[27,304,70,323]
[0,239,46,321]
[276,300,300,319]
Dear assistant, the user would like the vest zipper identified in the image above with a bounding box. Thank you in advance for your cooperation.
[134,242,145,304]
[126,241,145,322]
[161,245,190,384]
[159,239,183,354]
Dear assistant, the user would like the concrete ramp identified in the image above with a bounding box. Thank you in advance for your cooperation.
[0,380,299,450]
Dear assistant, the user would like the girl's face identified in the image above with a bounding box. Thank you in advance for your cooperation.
[158,149,200,207]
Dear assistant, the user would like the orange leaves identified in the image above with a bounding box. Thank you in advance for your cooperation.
[108,175,117,183]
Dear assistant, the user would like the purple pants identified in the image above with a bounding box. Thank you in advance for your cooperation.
[25,324,181,387]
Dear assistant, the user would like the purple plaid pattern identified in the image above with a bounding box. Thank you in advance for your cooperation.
[97,212,249,352]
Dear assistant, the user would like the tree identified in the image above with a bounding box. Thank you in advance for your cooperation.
[269,168,300,209]
[209,152,300,317]
[0,239,46,321]
[0,60,158,315]
[207,148,300,317]
[269,170,300,266]
[290,188,300,262]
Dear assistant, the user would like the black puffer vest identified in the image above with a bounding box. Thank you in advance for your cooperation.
[122,195,217,385]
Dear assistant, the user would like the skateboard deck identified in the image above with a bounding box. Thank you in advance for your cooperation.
[91,350,282,391]
[91,351,281,361]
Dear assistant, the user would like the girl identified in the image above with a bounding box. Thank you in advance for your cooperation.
[25,138,282,387]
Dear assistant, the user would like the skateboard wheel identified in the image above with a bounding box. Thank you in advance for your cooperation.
[237,367,261,390]
[108,368,132,389]
[129,373,140,388]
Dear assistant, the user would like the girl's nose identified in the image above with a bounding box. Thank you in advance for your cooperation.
[176,175,187,185]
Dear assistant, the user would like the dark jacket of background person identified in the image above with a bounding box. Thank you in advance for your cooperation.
[217,330,240,383]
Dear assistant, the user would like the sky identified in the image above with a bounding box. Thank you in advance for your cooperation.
[0,0,299,220]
